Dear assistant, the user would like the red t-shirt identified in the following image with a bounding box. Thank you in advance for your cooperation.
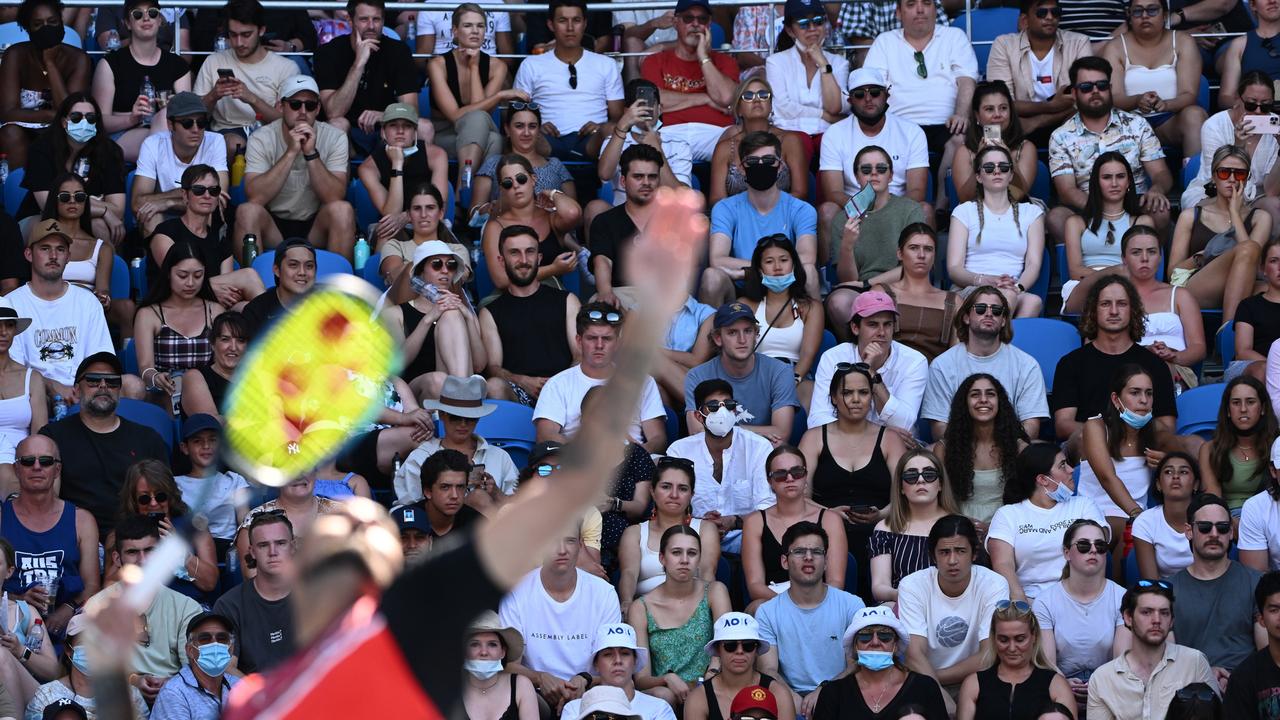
[641,50,737,127]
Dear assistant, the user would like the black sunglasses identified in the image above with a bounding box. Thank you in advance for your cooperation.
[67,112,98,124]
[1073,539,1108,554]
[191,631,234,645]
[720,640,760,653]
[677,12,711,24]
[858,163,889,175]
[187,183,221,197]
[1033,6,1063,16]
[971,303,1006,316]
[568,62,578,90]
[137,491,169,506]
[499,173,530,190]
[901,468,939,485]
[767,465,806,481]
[980,162,1013,175]
[430,258,459,271]
[656,456,695,471]
[855,629,896,644]
[851,87,884,100]
[173,116,210,130]
[285,99,319,112]
[835,361,874,375]
[130,8,161,20]
[743,155,779,168]
[15,455,58,468]
[56,191,87,203]
[1193,520,1232,535]
[583,309,622,325]
[702,399,741,413]
[1243,99,1275,113]
[1076,80,1112,93]
[1129,4,1162,16]
[81,373,122,388]
[1174,686,1217,702]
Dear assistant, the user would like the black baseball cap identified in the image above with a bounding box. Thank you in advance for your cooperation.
[74,351,124,382]
[274,237,317,266]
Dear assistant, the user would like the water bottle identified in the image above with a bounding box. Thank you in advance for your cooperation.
[353,233,370,271]
[214,35,229,52]
[140,75,156,127]
[72,157,90,180]
[105,29,121,51]
[25,619,42,652]
[611,24,624,53]
[460,159,473,208]
[230,147,247,187]
[243,234,259,267]
[0,154,10,192]
[392,452,402,477]
[51,395,67,422]
[130,257,144,296]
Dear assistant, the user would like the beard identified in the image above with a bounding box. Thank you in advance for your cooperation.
[505,264,537,288]
[85,392,118,417]
[852,103,887,125]
[1079,96,1113,119]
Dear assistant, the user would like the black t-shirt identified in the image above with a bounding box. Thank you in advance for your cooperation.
[0,210,28,283]
[211,578,296,674]
[18,133,127,220]
[369,141,433,211]
[40,415,169,538]
[1050,342,1177,421]
[103,47,189,114]
[812,670,949,720]
[1225,647,1280,720]
[152,217,231,278]
[1236,294,1280,358]
[589,205,638,286]
[242,288,286,339]
[312,35,419,126]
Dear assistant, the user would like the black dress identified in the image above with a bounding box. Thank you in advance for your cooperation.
[973,665,1057,720]
[399,302,438,382]
[811,423,892,602]
[812,670,949,720]
[704,674,777,720]
[760,508,828,585]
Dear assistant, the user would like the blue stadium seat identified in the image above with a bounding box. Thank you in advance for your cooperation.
[363,251,387,290]
[1029,247,1052,306]
[123,169,137,230]
[1031,160,1050,205]
[418,86,432,119]
[121,337,139,375]
[110,255,130,300]
[1124,550,1139,587]
[844,553,858,595]
[951,8,1019,76]
[349,179,380,230]
[819,329,838,359]
[1010,318,1080,389]
[1182,154,1200,193]
[70,398,175,450]
[1197,75,1210,112]
[4,166,25,215]
[710,22,725,47]
[0,22,82,49]
[1218,321,1235,367]
[1175,383,1225,437]
[665,405,681,448]
[476,400,536,467]
[598,181,615,203]
[252,249,353,289]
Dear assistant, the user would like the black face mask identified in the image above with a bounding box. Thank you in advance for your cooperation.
[744,163,779,191]
[30,25,61,50]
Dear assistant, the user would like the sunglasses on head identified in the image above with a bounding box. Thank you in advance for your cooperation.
[81,373,122,388]
[794,15,826,28]
[851,87,884,100]
[15,455,58,468]
[835,361,873,373]
[1076,80,1112,93]
[995,599,1032,613]
[56,191,87,203]
[67,112,97,124]
[901,468,939,485]
[720,640,760,653]
[1073,539,1108,554]
[583,309,622,324]
[855,629,896,644]
[173,116,210,130]
[1193,520,1232,535]
[187,183,220,197]
[1243,99,1275,113]
[1129,4,1162,16]
[858,163,889,176]
[702,399,740,413]
[1033,5,1063,16]
[137,491,169,506]
[740,90,771,101]
[285,99,319,112]
[767,465,806,482]
[743,155,779,168]
[971,302,1006,316]
[130,8,161,20]
[535,463,560,477]
[509,101,541,111]
[1137,578,1172,589]
[657,456,695,471]
[499,173,530,190]
[980,162,1013,175]
[1174,686,1217,702]
[586,714,631,720]
[1215,167,1248,182]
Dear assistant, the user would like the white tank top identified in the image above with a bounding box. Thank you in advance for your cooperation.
[635,521,667,596]
[62,238,103,286]
[1079,454,1153,517]
[1121,33,1179,103]
[0,369,33,438]
[754,298,805,364]
[1141,285,1186,352]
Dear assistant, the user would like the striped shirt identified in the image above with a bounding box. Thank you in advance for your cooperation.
[869,529,933,588]
[1057,0,1127,40]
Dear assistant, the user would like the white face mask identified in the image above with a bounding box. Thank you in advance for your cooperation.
[704,407,738,437]
[464,658,504,680]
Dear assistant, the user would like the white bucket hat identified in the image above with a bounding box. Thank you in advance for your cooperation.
[591,623,648,673]
[841,606,909,658]
[703,611,770,656]
[577,686,640,720]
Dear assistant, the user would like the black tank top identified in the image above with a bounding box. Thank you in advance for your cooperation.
[973,666,1056,720]
[484,285,574,378]
[370,141,434,211]
[103,47,189,113]
[437,51,492,117]
[399,301,438,382]
[760,508,826,585]
[705,674,775,720]
[464,673,520,720]
[185,365,230,419]
[812,424,892,513]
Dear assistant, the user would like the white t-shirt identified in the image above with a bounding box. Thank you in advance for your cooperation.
[1032,579,1125,678]
[562,690,677,720]
[1239,490,1280,571]
[416,10,510,55]
[986,496,1108,601]
[191,49,299,130]
[6,283,114,387]
[135,131,229,192]
[534,365,665,442]
[897,565,1009,673]
[1131,506,1194,578]
[612,5,678,45]
[818,112,929,198]
[666,428,775,518]
[1029,47,1056,101]
[499,568,622,679]
[175,471,250,541]
[951,200,1044,279]
[513,50,624,132]
[864,27,979,126]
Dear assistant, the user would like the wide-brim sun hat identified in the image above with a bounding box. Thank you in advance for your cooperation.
[468,611,525,665]
[841,605,909,658]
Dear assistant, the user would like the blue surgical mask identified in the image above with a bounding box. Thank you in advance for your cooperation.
[196,642,232,676]
[401,143,419,158]
[858,650,895,671]
[66,119,97,144]
[71,646,91,676]
[464,658,504,680]
[1118,403,1153,430]
[761,272,795,293]
[1045,477,1074,504]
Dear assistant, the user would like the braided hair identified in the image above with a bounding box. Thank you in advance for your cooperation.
[973,145,1021,245]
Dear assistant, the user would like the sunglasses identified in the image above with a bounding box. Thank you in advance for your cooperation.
[1265,36,1280,59]
[851,87,884,100]
[995,599,1032,614]
[794,15,826,28]
[499,173,530,190]
[787,547,826,558]
[677,12,711,24]
[720,640,760,653]
[1174,686,1217,702]
[81,373,122,388]
[901,468,939,485]
[740,90,772,101]
[980,162,1013,175]
[285,99,320,112]
[56,191,87,203]
[509,101,541,111]
[1137,578,1172,589]
[702,400,741,413]
[568,62,578,90]
[187,183,221,197]
[855,629,896,644]
[1243,99,1275,113]
[442,411,478,424]
[1076,80,1112,93]
[137,492,169,506]
[835,361,873,373]
[191,632,234,645]
[67,112,98,124]
[1033,6,1063,17]
[1215,167,1248,182]
[131,8,161,20]
[173,116,210,129]
[583,309,623,325]
[914,50,927,79]
[657,456,695,471]
[1073,539,1109,554]
[15,455,58,468]
[1193,520,1232,535]
[743,155,779,168]
[971,302,1006,316]
[767,465,806,481]
[858,163,889,175]
[430,258,460,271]
[1129,4,1162,16]
[535,463,560,477]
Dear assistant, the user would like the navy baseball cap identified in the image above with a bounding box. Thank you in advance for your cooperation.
[43,699,88,720]
[74,351,123,382]
[181,413,222,440]
[392,503,432,534]
[273,237,317,266]
[526,441,563,470]
[714,302,758,329]
[784,0,824,20]
[674,0,710,13]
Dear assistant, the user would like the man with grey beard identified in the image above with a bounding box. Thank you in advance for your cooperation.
[40,353,168,540]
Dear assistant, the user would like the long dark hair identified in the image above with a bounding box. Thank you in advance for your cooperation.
[1006,441,1063,505]
[1149,451,1201,505]
[964,80,1026,153]
[40,172,94,236]
[1208,376,1280,497]
[1102,364,1158,460]
[742,234,810,303]
[943,373,1026,503]
[140,241,216,306]
[1082,151,1142,234]
[45,92,121,189]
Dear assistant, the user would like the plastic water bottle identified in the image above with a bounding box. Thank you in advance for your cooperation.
[392,453,402,476]
[140,75,156,126]
[243,235,259,267]
[105,29,121,51]
[353,233,370,271]
[0,154,10,191]
[25,619,42,652]
[51,395,67,421]
[214,35,228,52]
[130,257,144,295]
[460,159,473,208]
[73,157,90,180]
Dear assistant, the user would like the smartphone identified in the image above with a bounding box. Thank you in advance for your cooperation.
[468,463,486,493]
[217,68,235,80]
[262,31,279,43]
[849,505,876,515]
[1245,114,1280,134]
[147,511,166,523]
[635,84,658,109]
[844,182,876,219]
[982,124,1002,142]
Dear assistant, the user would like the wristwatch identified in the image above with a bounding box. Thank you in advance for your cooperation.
[389,169,404,177]
[1174,8,1187,23]
[1015,282,1026,292]
[19,648,30,663]
[870,372,883,385]
[303,151,320,162]
[823,63,833,74]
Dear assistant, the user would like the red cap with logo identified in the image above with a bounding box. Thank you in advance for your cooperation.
[729,686,778,718]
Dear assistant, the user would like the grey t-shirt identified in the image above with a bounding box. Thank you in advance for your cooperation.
[684,353,801,426]
[211,578,296,674]
[1168,562,1262,671]
[920,343,1050,423]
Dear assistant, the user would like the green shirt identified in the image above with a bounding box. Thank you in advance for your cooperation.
[827,194,926,279]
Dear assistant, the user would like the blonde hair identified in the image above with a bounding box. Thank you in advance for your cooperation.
[732,76,774,119]
[978,604,1056,672]
[973,145,1021,245]
[886,449,959,533]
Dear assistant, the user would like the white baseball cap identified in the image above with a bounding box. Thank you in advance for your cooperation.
[577,687,640,720]
[847,67,889,91]
[703,611,769,656]
[591,623,648,673]
[1271,436,1280,470]
[842,606,909,658]
[280,75,319,99]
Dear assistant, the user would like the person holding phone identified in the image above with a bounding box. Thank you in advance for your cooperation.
[1181,70,1280,219]
[594,78,692,213]
[949,81,1038,207]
